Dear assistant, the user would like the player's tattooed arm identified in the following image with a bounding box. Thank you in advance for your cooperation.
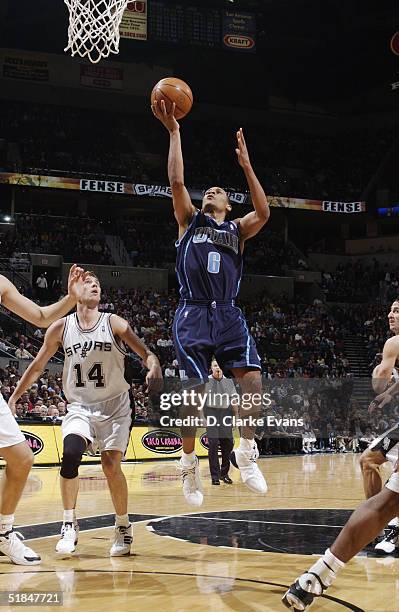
[8,319,64,414]
[372,336,399,394]
[110,315,163,391]
[234,128,270,242]
[0,264,84,328]
[151,99,196,233]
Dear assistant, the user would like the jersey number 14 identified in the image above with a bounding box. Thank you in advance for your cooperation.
[73,363,105,388]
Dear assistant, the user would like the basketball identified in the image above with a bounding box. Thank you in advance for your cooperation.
[151,77,193,119]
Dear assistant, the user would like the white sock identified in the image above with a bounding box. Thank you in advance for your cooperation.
[0,514,14,534]
[115,514,130,528]
[239,437,255,452]
[63,510,75,524]
[388,517,399,527]
[306,548,345,588]
[182,451,196,466]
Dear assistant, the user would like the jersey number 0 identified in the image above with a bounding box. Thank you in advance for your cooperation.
[73,363,105,388]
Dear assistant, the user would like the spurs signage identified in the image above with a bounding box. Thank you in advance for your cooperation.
[0,173,366,212]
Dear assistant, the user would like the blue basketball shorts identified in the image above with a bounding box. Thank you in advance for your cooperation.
[172,300,261,383]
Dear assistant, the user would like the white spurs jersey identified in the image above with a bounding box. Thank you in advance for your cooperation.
[62,312,129,405]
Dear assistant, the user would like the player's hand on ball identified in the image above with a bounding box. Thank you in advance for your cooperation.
[67,264,85,301]
[151,99,180,133]
[235,127,251,169]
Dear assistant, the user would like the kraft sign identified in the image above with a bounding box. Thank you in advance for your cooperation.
[223,11,256,53]
[223,35,255,50]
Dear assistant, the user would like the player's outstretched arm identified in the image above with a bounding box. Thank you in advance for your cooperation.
[369,377,399,413]
[110,315,163,392]
[234,128,270,241]
[8,319,64,414]
[372,336,399,394]
[151,99,195,232]
[0,264,84,328]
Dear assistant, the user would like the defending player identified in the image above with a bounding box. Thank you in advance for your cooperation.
[9,272,162,557]
[0,264,84,565]
[152,99,269,506]
[282,299,399,611]
[359,346,399,554]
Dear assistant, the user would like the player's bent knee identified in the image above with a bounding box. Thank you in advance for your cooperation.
[60,434,87,479]
[4,443,34,472]
[20,449,34,471]
[360,449,384,473]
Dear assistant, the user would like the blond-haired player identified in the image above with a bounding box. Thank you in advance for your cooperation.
[10,272,161,558]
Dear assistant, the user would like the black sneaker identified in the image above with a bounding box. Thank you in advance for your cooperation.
[374,525,399,555]
[282,572,326,611]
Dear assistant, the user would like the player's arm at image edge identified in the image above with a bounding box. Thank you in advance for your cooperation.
[372,336,399,394]
[9,319,64,406]
[0,265,80,327]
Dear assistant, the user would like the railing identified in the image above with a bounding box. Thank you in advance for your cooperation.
[0,257,31,286]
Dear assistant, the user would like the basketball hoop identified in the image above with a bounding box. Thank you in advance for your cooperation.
[64,0,130,64]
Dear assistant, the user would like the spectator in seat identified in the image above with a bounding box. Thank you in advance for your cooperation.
[15,344,33,360]
[33,329,44,340]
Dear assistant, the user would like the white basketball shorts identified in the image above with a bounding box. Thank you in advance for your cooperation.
[62,391,132,454]
[0,393,26,449]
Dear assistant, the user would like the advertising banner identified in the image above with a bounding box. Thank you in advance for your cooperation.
[80,65,124,90]
[120,1,148,40]
[0,172,367,213]
[130,427,210,460]
[21,425,59,465]
[2,53,49,82]
[223,11,256,52]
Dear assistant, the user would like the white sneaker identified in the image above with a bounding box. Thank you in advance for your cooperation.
[0,530,41,565]
[86,439,99,456]
[177,456,204,507]
[375,525,399,555]
[230,444,268,494]
[55,522,79,557]
[110,524,133,557]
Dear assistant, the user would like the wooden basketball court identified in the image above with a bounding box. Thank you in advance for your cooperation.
[0,454,395,611]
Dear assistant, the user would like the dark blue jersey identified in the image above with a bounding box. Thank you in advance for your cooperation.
[175,210,243,301]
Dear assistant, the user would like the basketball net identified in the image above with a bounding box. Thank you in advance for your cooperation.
[64,0,130,64]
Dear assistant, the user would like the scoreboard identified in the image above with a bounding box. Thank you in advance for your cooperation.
[186,6,221,48]
[149,2,185,45]
[148,2,255,51]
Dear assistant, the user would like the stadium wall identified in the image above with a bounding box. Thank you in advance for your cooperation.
[61,263,168,290]
[308,251,399,270]
[0,424,216,465]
